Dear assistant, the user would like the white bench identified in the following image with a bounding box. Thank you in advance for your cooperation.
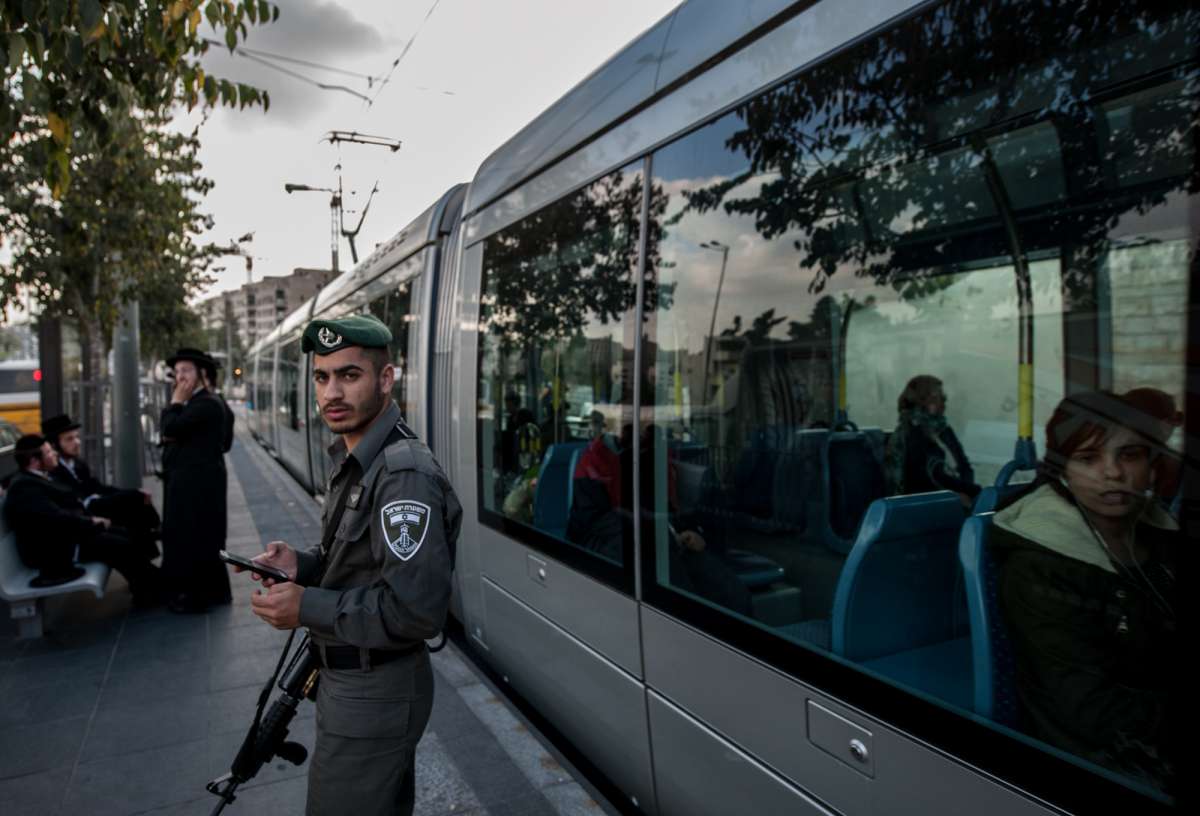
[0,495,111,638]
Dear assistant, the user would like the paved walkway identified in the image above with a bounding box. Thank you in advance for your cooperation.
[0,425,614,816]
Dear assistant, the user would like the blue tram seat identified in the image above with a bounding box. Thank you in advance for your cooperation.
[958,513,1020,725]
[975,455,1038,513]
[533,442,587,540]
[830,491,972,710]
[821,431,887,554]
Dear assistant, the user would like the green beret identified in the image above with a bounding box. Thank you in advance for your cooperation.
[301,314,392,354]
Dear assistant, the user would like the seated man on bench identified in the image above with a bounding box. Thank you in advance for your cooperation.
[42,413,161,561]
[3,435,161,604]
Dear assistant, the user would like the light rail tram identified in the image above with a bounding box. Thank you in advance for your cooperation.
[246,1,1196,812]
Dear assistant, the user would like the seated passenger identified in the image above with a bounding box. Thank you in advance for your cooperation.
[567,422,752,615]
[42,413,162,561]
[884,374,979,505]
[992,391,1176,791]
[4,435,161,603]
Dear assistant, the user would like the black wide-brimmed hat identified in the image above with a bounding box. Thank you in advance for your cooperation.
[166,347,212,369]
[41,413,81,442]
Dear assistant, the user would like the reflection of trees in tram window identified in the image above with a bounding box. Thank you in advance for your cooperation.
[476,162,648,578]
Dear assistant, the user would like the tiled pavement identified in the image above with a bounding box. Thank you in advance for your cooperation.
[0,423,615,816]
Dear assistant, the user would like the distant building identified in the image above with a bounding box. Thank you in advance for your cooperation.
[199,268,329,348]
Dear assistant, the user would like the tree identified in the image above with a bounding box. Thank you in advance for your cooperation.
[1,0,277,196]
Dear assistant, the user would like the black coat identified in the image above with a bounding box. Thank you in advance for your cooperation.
[3,471,96,576]
[160,389,230,603]
[992,491,1176,790]
[49,458,112,500]
[897,422,980,497]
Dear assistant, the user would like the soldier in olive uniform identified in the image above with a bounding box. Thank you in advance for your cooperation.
[242,314,460,816]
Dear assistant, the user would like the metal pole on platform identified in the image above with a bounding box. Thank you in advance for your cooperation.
[111,296,143,489]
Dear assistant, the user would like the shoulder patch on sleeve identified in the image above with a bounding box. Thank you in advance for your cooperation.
[380,499,430,560]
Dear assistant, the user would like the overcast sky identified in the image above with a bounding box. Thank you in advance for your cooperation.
[187,0,681,300]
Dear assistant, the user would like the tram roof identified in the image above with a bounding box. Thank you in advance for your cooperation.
[463,0,797,216]
[310,197,443,317]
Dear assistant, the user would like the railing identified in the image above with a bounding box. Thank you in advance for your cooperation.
[64,377,172,482]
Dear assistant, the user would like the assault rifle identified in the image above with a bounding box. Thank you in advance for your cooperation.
[207,633,318,815]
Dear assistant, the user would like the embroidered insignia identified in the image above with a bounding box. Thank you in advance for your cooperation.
[317,327,342,348]
[380,500,430,561]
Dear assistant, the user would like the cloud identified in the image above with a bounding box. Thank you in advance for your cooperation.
[199,0,390,124]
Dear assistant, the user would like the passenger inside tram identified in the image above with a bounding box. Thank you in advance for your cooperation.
[992,389,1177,791]
[567,421,753,616]
[884,374,980,507]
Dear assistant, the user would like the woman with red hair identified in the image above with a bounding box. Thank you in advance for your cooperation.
[993,390,1178,791]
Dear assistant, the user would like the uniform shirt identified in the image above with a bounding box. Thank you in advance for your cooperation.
[296,400,461,651]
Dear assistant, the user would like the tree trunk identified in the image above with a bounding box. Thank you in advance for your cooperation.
[74,293,108,482]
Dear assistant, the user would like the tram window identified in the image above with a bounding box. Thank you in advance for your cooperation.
[642,0,1193,802]
[845,258,1065,488]
[278,338,302,432]
[368,279,417,421]
[476,162,642,586]
[258,354,274,416]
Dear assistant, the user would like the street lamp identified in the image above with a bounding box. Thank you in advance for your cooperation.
[284,182,342,276]
[699,240,730,402]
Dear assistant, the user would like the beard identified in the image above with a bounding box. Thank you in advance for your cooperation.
[322,387,388,435]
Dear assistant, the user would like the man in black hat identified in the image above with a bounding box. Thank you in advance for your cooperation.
[3,435,160,599]
[239,314,460,816]
[42,413,161,561]
[160,347,231,613]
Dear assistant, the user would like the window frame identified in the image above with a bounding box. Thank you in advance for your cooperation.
[473,162,646,597]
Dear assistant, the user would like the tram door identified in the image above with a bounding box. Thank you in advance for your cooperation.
[467,162,657,810]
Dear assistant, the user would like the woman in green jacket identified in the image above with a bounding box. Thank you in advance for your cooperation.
[993,390,1177,793]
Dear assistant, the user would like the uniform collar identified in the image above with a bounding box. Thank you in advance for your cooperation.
[328,400,401,471]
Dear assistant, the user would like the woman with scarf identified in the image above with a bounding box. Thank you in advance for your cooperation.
[992,390,1178,792]
[885,374,979,506]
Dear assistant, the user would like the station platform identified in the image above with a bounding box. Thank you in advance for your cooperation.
[0,422,617,816]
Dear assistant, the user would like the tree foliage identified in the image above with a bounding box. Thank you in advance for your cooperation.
[481,169,672,353]
[1,0,277,196]
[0,107,223,362]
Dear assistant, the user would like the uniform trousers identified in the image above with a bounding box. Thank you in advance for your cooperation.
[307,647,434,816]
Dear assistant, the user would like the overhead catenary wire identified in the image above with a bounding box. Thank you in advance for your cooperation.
[202,34,455,104]
[223,42,385,85]
[366,0,444,108]
[235,51,373,103]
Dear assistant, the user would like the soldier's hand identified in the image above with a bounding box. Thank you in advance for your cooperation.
[250,582,304,630]
[239,540,298,587]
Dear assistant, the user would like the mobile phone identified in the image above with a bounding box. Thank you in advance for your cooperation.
[218,550,291,583]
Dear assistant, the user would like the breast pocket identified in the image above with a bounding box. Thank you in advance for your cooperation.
[327,507,374,572]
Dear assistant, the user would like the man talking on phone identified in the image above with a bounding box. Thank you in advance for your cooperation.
[239,314,460,816]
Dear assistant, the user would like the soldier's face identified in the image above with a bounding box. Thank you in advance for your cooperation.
[58,429,82,459]
[312,346,395,436]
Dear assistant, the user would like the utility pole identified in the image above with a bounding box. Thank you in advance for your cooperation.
[283,130,400,273]
[284,183,341,275]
